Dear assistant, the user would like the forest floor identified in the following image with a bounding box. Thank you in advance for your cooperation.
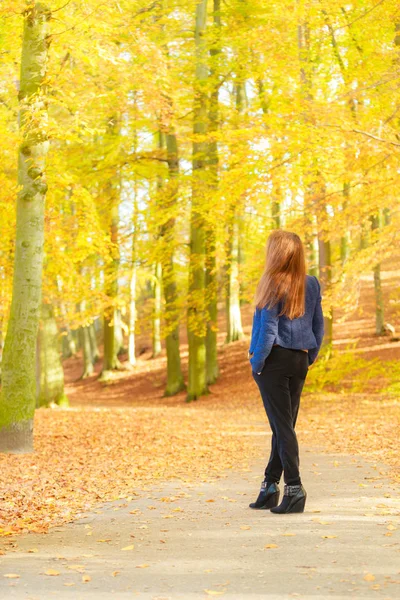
[0,260,400,597]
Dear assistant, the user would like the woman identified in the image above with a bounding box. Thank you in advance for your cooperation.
[248,230,324,514]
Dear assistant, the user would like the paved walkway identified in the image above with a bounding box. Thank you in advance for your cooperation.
[1,436,399,599]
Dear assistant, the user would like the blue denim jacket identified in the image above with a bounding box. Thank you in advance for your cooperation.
[249,275,324,374]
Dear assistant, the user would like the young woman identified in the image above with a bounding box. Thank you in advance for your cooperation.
[248,230,324,514]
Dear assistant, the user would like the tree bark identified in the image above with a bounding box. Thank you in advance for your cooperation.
[0,3,51,453]
[187,0,209,401]
[101,118,121,376]
[225,80,244,343]
[89,321,100,363]
[205,0,221,385]
[37,303,68,407]
[370,212,385,335]
[162,131,185,395]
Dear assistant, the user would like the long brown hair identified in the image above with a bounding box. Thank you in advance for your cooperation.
[254,230,306,319]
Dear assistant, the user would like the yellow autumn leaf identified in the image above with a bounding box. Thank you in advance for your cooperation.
[122,544,135,551]
[204,590,226,596]
[264,544,278,549]
[136,563,150,568]
[364,573,375,582]
[44,569,60,576]
[3,574,20,579]
[82,575,91,583]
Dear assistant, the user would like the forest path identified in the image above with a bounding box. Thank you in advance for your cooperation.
[1,437,399,599]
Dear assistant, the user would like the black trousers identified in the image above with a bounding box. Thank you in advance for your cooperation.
[252,345,309,486]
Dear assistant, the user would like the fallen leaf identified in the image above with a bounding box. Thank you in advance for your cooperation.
[364,573,375,582]
[122,545,135,551]
[82,575,91,583]
[3,574,20,579]
[44,569,60,576]
[264,544,278,549]
[136,563,150,568]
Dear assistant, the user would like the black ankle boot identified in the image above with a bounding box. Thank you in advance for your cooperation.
[270,483,306,514]
[249,480,280,510]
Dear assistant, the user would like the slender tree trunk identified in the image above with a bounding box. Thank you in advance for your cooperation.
[128,103,138,368]
[114,309,124,355]
[37,303,68,407]
[80,325,94,378]
[315,178,333,353]
[225,80,244,343]
[318,231,333,349]
[162,131,185,394]
[102,139,121,376]
[225,215,244,342]
[89,322,100,363]
[151,131,163,359]
[205,0,221,385]
[128,261,137,367]
[271,182,281,229]
[152,261,162,357]
[187,0,209,401]
[370,212,385,335]
[0,3,51,453]
[340,192,350,267]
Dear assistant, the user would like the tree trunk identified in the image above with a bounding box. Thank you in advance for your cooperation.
[225,80,244,343]
[89,322,100,363]
[162,131,185,395]
[152,261,162,358]
[187,0,209,401]
[317,212,333,353]
[0,3,51,453]
[102,146,121,376]
[340,191,350,267]
[128,260,137,367]
[225,215,244,342]
[370,212,385,335]
[271,182,281,229]
[37,303,68,407]
[205,0,221,385]
[128,102,138,368]
[114,309,124,356]
[80,327,94,378]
